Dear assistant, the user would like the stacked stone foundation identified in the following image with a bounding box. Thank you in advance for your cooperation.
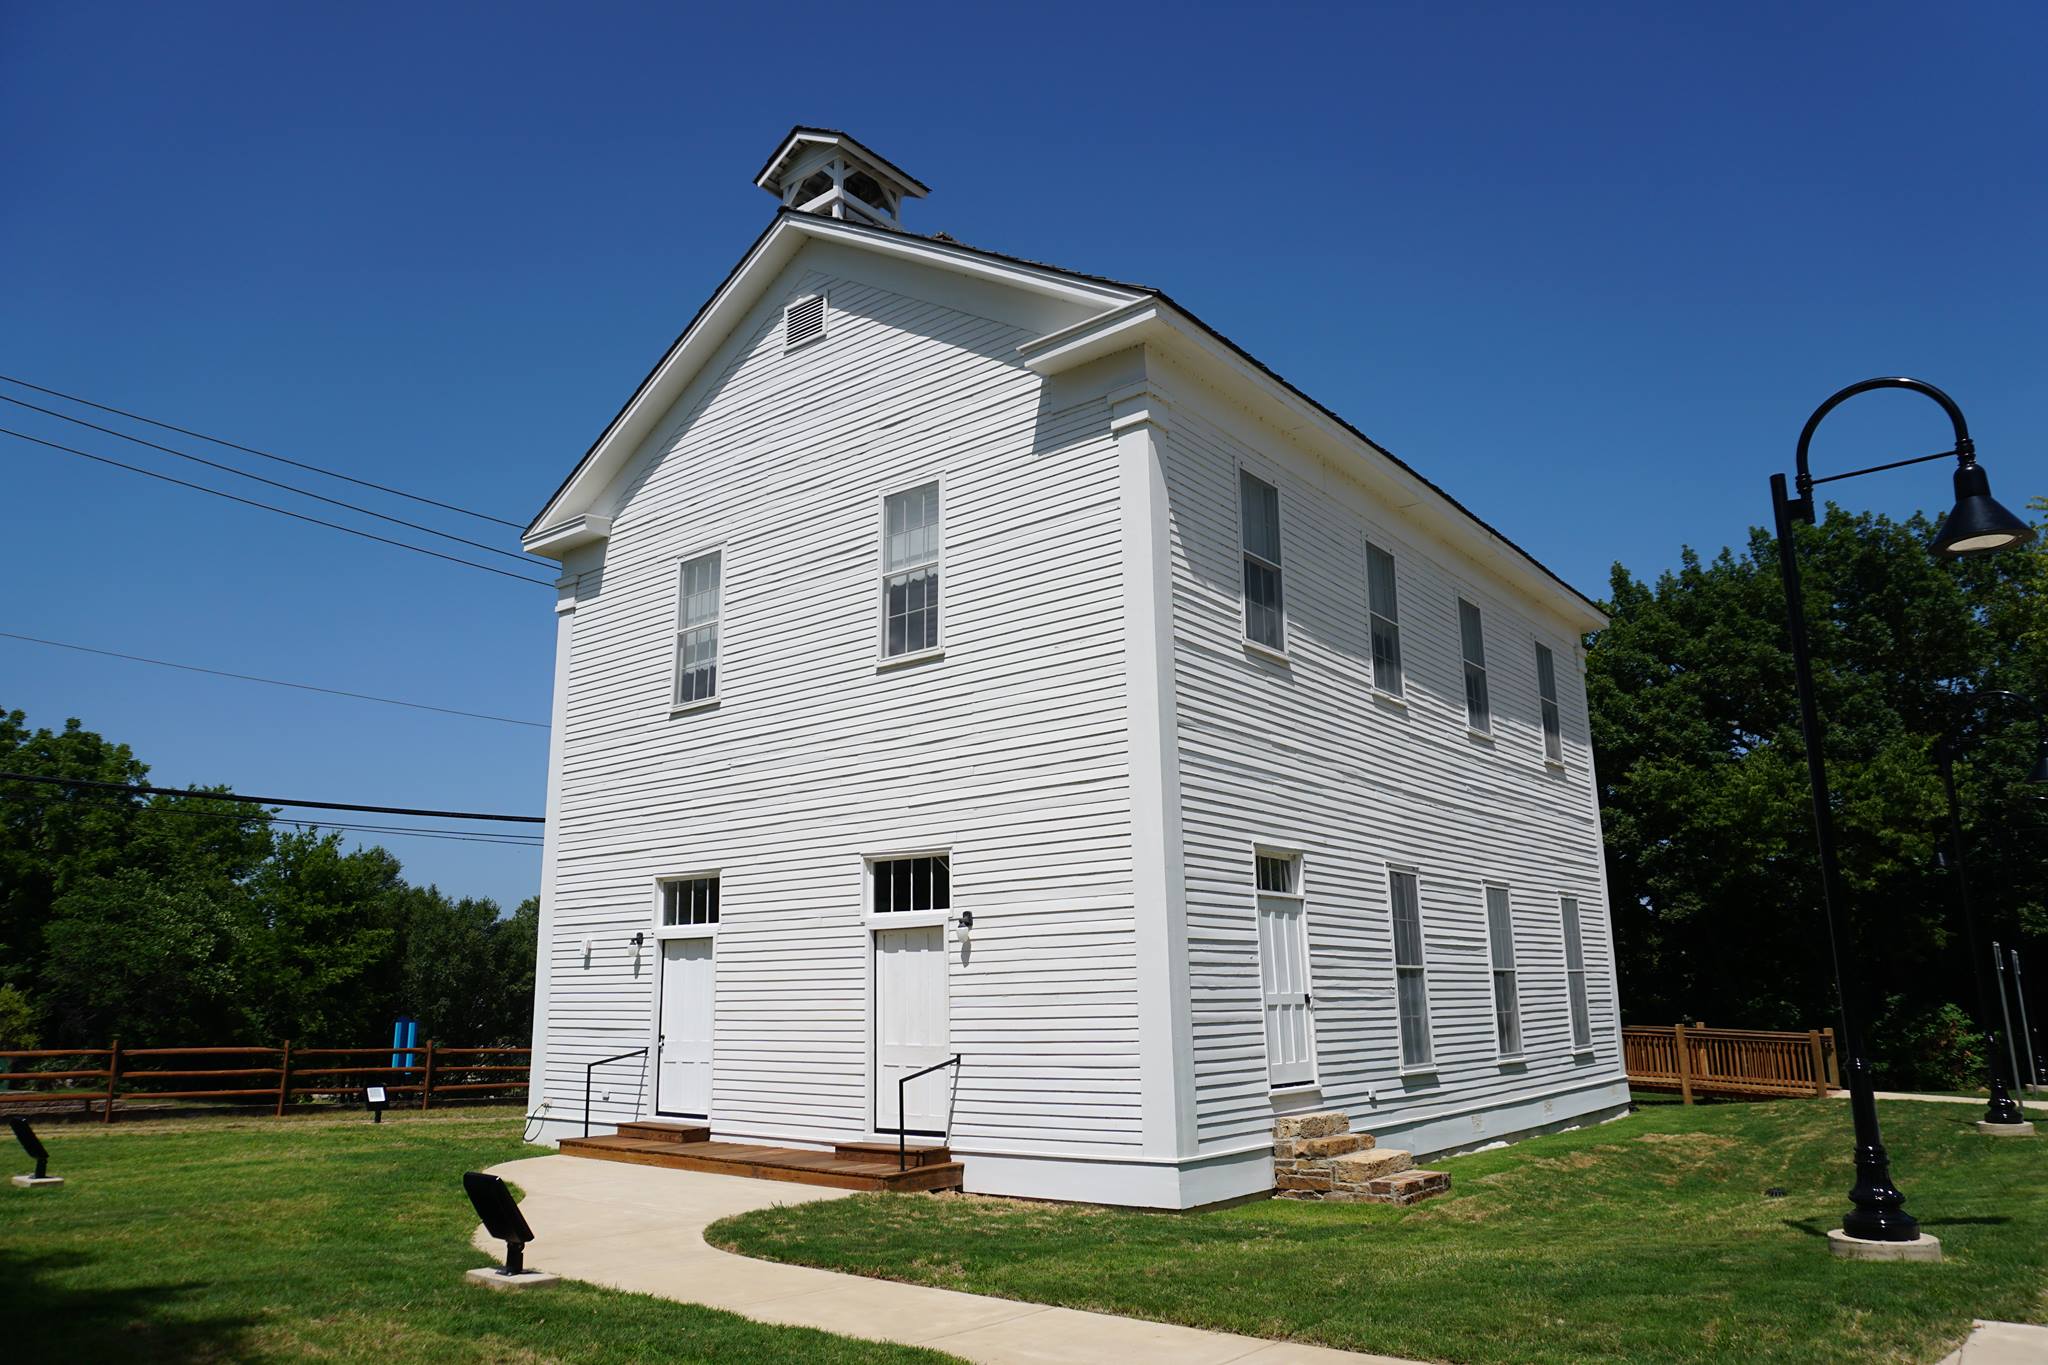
[1271,1110,1451,1205]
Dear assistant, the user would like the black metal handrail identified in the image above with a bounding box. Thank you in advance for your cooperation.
[895,1053,961,1171]
[583,1047,649,1138]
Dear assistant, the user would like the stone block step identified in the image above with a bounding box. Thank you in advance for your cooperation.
[1293,1132,1374,1158]
[1273,1110,1350,1140]
[1364,1168,1451,1205]
[1329,1147,1413,1183]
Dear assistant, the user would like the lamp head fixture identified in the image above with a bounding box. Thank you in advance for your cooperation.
[1931,449,2035,558]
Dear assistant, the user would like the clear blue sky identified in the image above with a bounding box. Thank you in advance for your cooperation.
[3,3,2043,909]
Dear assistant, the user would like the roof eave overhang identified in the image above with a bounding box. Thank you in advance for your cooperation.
[523,212,1144,556]
[1020,302,1608,634]
[753,129,932,198]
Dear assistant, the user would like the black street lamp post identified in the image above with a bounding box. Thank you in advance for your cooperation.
[1934,690,2048,1129]
[1770,377,2035,1243]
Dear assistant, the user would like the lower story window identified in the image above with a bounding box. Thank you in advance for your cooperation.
[871,855,950,913]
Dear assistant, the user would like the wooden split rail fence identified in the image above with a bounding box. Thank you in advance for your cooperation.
[1623,1024,1839,1103]
[0,1040,528,1121]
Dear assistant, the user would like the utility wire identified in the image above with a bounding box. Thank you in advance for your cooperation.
[0,425,555,588]
[0,630,548,729]
[0,371,526,530]
[0,771,545,823]
[0,391,548,567]
[131,803,544,846]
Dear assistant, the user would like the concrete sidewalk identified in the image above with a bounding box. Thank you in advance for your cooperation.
[472,1154,1415,1364]
[471,1155,2047,1365]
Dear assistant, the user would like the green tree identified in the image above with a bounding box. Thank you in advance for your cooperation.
[1589,502,2047,1086]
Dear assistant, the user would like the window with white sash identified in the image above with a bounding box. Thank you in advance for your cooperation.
[1562,895,1593,1049]
[1255,852,1314,1088]
[1536,642,1563,763]
[881,482,941,658]
[1459,599,1490,733]
[674,551,721,707]
[1239,470,1285,651]
[871,855,950,914]
[1485,884,1521,1056]
[1366,542,1402,696]
[1389,869,1431,1068]
[662,875,720,927]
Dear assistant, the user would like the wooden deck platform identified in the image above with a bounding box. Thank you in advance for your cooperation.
[560,1120,963,1193]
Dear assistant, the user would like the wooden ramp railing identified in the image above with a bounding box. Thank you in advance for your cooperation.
[0,1039,528,1121]
[1624,1024,1838,1102]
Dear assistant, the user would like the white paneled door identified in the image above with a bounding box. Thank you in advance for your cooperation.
[657,938,714,1117]
[1259,899,1316,1087]
[874,924,951,1135]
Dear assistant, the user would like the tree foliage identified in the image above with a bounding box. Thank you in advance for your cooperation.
[1,708,536,1048]
[1588,498,2047,1086]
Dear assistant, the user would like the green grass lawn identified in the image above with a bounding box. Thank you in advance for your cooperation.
[711,1099,2048,1365]
[0,1106,955,1364]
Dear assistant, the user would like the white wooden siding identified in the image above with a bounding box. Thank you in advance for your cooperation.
[538,251,1141,1153]
[1158,377,1624,1152]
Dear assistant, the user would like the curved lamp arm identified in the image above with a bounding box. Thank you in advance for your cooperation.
[1787,377,1972,524]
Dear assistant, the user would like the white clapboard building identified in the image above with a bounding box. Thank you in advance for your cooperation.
[519,128,1626,1207]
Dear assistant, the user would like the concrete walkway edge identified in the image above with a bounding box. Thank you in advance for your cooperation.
[473,1154,1419,1364]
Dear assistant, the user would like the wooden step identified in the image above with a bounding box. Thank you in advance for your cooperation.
[614,1120,710,1144]
[559,1135,964,1193]
[831,1139,951,1168]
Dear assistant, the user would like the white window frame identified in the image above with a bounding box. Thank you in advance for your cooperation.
[784,292,828,351]
[1236,466,1287,659]
[1365,540,1403,699]
[651,870,722,942]
[1254,846,1318,1092]
[1458,598,1491,736]
[672,546,723,713]
[861,847,954,930]
[1387,865,1433,1072]
[1562,894,1594,1052]
[876,478,945,667]
[1484,882,1522,1058]
[1535,639,1564,765]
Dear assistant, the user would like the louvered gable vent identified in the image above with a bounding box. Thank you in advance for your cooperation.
[785,294,826,348]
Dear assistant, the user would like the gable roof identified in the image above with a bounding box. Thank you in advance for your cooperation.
[524,210,1604,631]
[754,126,932,198]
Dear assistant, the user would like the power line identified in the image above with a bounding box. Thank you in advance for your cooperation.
[0,372,526,530]
[0,771,545,823]
[0,630,548,729]
[0,391,548,567]
[132,803,543,846]
[0,425,556,588]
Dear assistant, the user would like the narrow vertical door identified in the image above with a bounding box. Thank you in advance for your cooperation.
[1259,900,1315,1087]
[873,924,951,1135]
[657,938,714,1117]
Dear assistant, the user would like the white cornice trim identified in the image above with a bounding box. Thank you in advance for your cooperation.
[522,214,1147,553]
[1024,300,1607,633]
[523,512,612,557]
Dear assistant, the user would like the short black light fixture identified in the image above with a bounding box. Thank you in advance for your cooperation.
[1770,377,2035,1256]
[1935,690,2046,1135]
[462,1170,556,1288]
[9,1117,61,1188]
[363,1084,390,1124]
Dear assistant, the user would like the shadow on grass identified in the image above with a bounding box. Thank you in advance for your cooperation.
[0,1247,263,1362]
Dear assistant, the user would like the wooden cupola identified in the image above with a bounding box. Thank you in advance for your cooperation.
[755,127,929,230]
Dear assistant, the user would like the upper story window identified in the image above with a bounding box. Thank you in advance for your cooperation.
[1459,598,1491,733]
[881,482,941,658]
[1485,884,1521,1056]
[674,550,721,708]
[1536,642,1563,763]
[663,875,720,927]
[1365,542,1402,696]
[1389,869,1431,1068]
[1239,470,1285,651]
[1255,853,1298,894]
[871,854,950,913]
[1562,895,1593,1050]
